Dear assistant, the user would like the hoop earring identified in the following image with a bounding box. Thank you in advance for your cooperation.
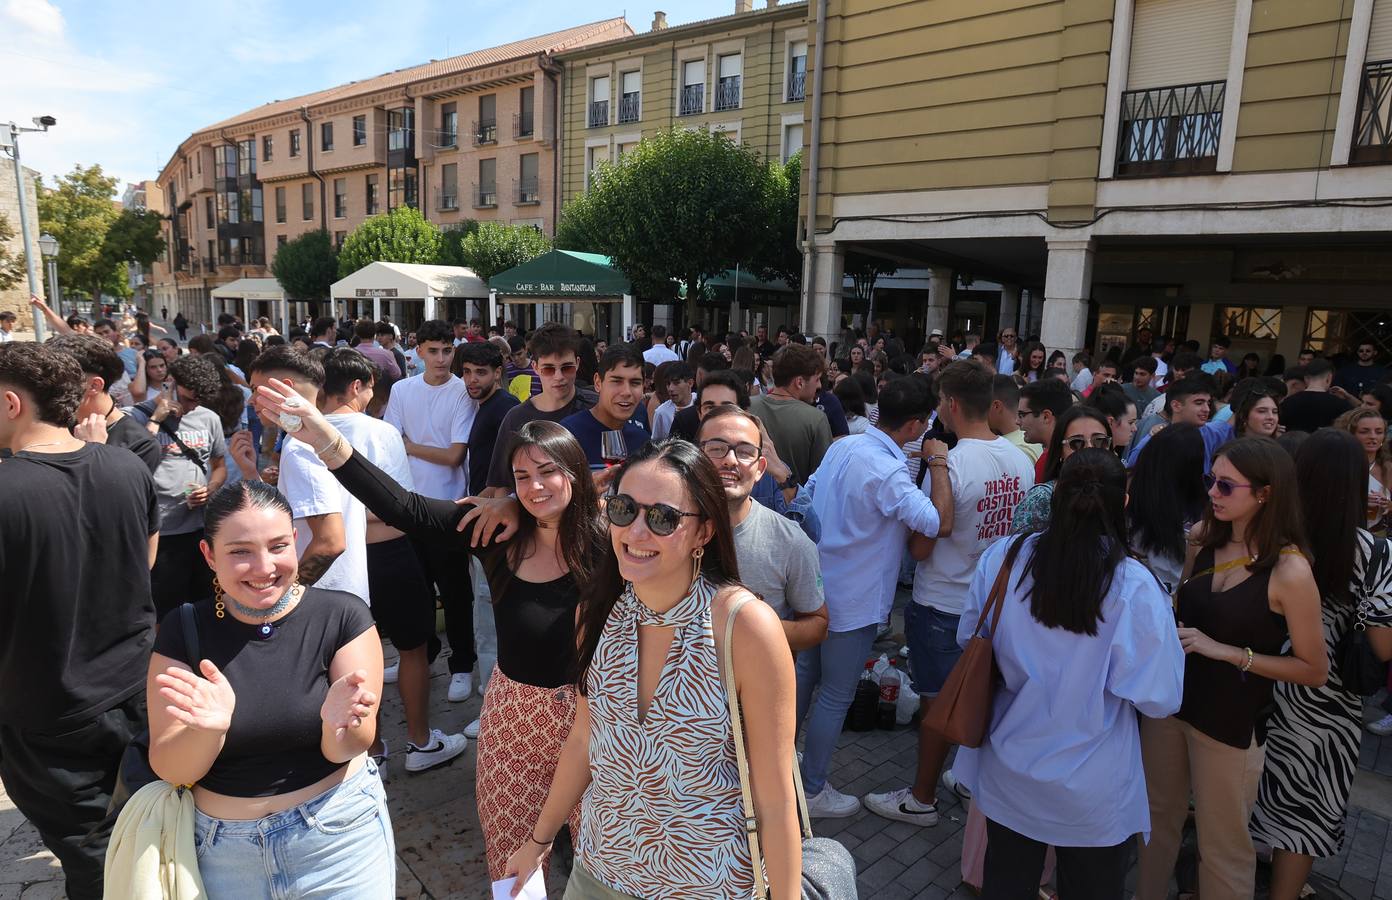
[213,576,225,619]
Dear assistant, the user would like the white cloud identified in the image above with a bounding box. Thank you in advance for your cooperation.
[2,0,63,38]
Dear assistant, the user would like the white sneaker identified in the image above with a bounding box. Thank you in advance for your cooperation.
[464,718,481,739]
[1368,713,1392,735]
[447,672,473,702]
[943,769,971,802]
[404,728,468,773]
[864,786,940,826]
[804,784,862,818]
[899,644,910,658]
[383,662,399,684]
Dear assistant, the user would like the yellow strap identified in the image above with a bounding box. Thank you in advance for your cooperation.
[1191,547,1305,580]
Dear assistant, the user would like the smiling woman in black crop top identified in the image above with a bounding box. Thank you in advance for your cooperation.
[255,376,606,881]
[146,481,392,899]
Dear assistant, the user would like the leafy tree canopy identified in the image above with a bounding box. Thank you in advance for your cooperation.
[457,221,551,281]
[0,214,25,291]
[338,205,442,278]
[271,229,338,301]
[37,164,122,302]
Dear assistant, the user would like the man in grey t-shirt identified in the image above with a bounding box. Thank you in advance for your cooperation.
[698,405,826,652]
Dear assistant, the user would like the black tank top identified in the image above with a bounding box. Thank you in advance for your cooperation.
[1175,547,1289,748]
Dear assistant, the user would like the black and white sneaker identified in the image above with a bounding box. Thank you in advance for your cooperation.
[863,787,940,826]
[404,728,467,773]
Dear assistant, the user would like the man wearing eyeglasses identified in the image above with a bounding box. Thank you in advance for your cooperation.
[996,328,1018,375]
[696,405,827,654]
[483,323,594,495]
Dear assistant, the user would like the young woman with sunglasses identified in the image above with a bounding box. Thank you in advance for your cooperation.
[1335,407,1392,534]
[1010,405,1113,536]
[1126,424,1209,595]
[507,440,799,899]
[253,380,605,882]
[1082,382,1138,452]
[1250,429,1392,900]
[1136,438,1327,900]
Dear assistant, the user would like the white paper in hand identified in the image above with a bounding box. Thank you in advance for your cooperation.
[491,869,547,900]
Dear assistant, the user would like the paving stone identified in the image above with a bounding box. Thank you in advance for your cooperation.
[1347,873,1377,900]
[851,831,902,867]
[858,855,909,893]
[889,829,939,867]
[897,856,945,894]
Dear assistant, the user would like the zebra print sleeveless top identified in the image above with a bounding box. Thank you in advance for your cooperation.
[578,575,755,899]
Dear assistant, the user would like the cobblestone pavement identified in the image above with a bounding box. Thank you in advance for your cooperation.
[8,592,1392,899]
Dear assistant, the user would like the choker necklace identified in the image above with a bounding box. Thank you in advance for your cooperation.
[225,584,302,638]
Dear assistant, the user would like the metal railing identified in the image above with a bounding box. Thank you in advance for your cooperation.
[472,120,497,145]
[436,128,458,149]
[1352,59,1392,165]
[787,70,806,102]
[472,183,497,208]
[588,100,609,128]
[679,84,704,116]
[515,176,540,204]
[714,76,741,111]
[1115,80,1225,176]
[435,188,459,211]
[513,112,534,138]
[619,93,641,123]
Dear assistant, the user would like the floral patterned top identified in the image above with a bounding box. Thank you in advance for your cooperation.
[1010,479,1055,535]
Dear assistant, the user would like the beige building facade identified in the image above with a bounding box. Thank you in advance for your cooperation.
[153,18,631,329]
[0,166,39,329]
[802,0,1392,362]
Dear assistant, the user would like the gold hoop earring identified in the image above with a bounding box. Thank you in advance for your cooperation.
[212,576,225,619]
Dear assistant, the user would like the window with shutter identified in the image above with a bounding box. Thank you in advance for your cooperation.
[1352,0,1392,163]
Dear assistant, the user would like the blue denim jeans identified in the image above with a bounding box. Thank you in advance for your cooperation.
[193,758,395,899]
[794,623,879,795]
[904,603,963,697]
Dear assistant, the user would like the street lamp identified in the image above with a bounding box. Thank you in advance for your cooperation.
[38,232,60,320]
[2,116,57,341]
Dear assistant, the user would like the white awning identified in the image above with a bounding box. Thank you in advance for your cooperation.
[330,261,488,301]
[209,277,286,301]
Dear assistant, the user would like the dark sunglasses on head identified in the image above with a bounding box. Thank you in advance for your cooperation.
[1065,434,1113,452]
[1203,473,1254,497]
[699,437,760,464]
[605,494,700,536]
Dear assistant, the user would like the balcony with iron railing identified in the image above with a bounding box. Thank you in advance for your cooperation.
[513,112,534,139]
[1352,59,1392,165]
[472,182,498,208]
[435,187,460,211]
[515,176,540,205]
[588,100,609,128]
[436,128,458,150]
[618,93,641,124]
[679,84,704,116]
[714,76,741,111]
[473,120,497,146]
[787,69,806,102]
[1115,80,1225,177]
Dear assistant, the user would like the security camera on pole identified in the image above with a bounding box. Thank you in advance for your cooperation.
[2,115,57,341]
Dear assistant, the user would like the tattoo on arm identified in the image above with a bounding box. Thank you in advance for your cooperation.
[298,553,340,585]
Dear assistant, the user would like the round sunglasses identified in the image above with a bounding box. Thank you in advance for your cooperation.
[605,493,700,536]
[1064,434,1113,453]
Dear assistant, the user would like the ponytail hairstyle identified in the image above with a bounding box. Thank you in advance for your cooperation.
[1026,448,1130,635]
[203,480,293,544]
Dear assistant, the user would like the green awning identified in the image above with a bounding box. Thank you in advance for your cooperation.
[489,250,632,299]
[679,269,797,306]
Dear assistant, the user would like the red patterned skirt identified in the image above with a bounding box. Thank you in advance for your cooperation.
[475,666,581,879]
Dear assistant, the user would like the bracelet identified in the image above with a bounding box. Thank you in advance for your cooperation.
[1239,646,1254,673]
[925,454,947,465]
[529,832,555,846]
[314,433,345,459]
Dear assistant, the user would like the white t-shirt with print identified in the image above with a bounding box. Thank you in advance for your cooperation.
[913,436,1035,615]
[383,374,476,500]
[279,437,369,605]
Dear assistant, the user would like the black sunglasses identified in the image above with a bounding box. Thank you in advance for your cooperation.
[1203,473,1254,497]
[605,494,700,536]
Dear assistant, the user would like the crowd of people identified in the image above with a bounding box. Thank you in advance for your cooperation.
[2,302,1392,899]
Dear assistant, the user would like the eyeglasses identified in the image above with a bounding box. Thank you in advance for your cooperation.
[537,363,578,377]
[604,494,701,536]
[1064,434,1113,453]
[699,438,761,464]
[1203,473,1255,497]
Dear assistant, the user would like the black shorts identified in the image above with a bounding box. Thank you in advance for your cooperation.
[366,537,436,651]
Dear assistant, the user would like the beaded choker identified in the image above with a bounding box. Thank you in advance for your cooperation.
[215,583,303,639]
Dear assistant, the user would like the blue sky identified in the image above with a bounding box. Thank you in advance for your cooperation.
[2,0,733,191]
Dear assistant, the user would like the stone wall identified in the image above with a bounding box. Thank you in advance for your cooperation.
[0,166,40,335]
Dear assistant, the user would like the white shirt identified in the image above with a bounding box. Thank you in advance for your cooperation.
[1071,368,1093,393]
[997,346,1017,376]
[403,348,422,378]
[328,412,414,491]
[651,394,694,441]
[279,436,369,605]
[805,427,941,633]
[383,375,476,500]
[0,329,13,343]
[913,436,1035,614]
[643,344,681,366]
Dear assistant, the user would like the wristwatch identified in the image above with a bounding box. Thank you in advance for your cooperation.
[778,473,799,490]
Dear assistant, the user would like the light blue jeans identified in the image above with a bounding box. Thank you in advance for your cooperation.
[193,758,395,899]
[794,623,879,795]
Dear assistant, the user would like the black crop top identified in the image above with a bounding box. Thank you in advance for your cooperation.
[332,450,580,687]
[152,588,374,797]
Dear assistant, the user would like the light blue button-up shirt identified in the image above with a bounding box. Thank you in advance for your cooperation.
[804,427,940,633]
[951,534,1184,847]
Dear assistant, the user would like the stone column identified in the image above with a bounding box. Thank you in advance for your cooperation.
[803,242,844,342]
[1041,239,1095,359]
[925,267,952,340]
[999,284,1021,338]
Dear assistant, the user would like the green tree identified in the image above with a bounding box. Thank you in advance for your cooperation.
[0,215,25,291]
[271,229,339,301]
[100,207,165,278]
[436,220,481,267]
[337,206,442,278]
[554,127,774,322]
[749,151,803,293]
[457,221,551,281]
[37,164,122,302]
